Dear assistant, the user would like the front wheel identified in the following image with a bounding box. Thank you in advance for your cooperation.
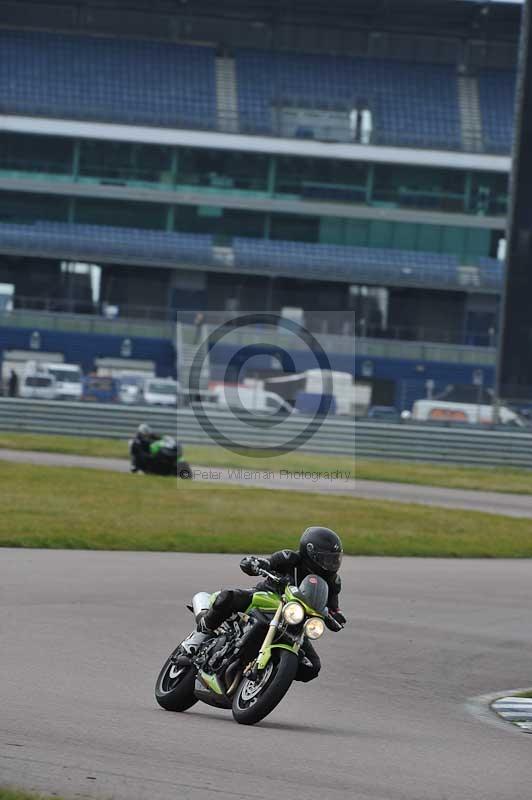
[232,649,298,725]
[155,648,198,711]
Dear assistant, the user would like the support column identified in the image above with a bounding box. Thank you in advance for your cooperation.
[366,164,374,205]
[72,140,80,182]
[267,155,277,196]
[497,0,532,401]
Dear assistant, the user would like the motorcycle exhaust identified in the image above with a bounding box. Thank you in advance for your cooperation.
[192,591,212,622]
[225,659,243,695]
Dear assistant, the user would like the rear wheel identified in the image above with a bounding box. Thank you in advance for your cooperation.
[232,649,298,725]
[178,462,193,479]
[155,649,198,711]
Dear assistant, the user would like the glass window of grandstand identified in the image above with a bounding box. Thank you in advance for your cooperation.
[372,165,466,212]
[174,205,265,241]
[78,140,172,185]
[178,148,269,192]
[275,156,367,202]
[75,198,166,229]
[469,172,508,216]
[0,132,74,175]
[0,191,70,223]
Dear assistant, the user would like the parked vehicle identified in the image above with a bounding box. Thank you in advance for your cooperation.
[266,370,369,416]
[155,566,342,725]
[212,384,294,415]
[411,400,525,427]
[367,405,401,422]
[19,372,57,400]
[42,362,83,401]
[82,376,120,403]
[118,374,145,405]
[143,378,179,407]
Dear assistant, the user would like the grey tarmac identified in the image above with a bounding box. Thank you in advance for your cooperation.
[1,551,532,800]
[2,447,532,517]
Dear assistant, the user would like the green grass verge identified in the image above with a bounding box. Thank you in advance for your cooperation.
[0,791,65,800]
[2,461,532,557]
[514,690,532,698]
[2,430,532,495]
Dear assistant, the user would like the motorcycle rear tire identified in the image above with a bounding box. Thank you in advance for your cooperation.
[178,462,193,479]
[155,649,198,712]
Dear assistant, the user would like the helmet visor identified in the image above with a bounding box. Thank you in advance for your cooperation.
[312,549,343,572]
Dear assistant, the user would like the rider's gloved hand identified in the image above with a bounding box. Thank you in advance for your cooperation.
[240,556,261,575]
[240,556,269,576]
[325,613,344,632]
[330,609,346,625]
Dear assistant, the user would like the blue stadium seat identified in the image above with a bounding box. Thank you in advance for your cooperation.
[478,70,516,154]
[232,237,502,291]
[0,30,217,129]
[235,49,462,150]
[0,221,503,291]
[0,221,213,265]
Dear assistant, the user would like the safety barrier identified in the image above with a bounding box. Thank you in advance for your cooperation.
[1,397,532,468]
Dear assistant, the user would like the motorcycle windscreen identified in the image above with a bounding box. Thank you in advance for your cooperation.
[295,574,329,614]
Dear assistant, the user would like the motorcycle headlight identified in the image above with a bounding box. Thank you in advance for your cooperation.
[283,601,305,626]
[304,617,325,640]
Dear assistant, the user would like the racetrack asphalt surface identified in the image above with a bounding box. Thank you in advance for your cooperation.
[1,550,532,800]
[2,447,532,518]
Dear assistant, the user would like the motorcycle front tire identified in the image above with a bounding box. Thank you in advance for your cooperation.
[231,649,298,725]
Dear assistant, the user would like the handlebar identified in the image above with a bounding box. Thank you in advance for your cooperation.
[257,567,287,584]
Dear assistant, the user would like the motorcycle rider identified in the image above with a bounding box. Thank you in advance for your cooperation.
[198,526,346,682]
[130,423,157,473]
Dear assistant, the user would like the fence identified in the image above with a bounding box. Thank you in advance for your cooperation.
[2,398,532,469]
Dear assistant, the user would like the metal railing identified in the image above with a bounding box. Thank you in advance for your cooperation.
[1,398,532,468]
[3,300,498,350]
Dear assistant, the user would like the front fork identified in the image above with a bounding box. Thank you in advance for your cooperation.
[255,603,302,671]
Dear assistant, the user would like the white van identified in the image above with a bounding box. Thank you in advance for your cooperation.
[118,373,146,405]
[412,400,525,427]
[212,384,294,415]
[143,378,179,407]
[19,372,57,400]
[43,363,83,401]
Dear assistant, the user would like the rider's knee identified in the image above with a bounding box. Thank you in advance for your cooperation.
[213,589,234,613]
[212,589,251,614]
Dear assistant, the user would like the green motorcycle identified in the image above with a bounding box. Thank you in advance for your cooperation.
[155,568,342,725]
[147,436,192,478]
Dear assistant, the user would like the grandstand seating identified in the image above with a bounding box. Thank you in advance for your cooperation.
[478,70,516,154]
[235,49,462,150]
[0,221,213,265]
[0,30,217,129]
[233,237,501,291]
[0,29,515,154]
[0,220,503,291]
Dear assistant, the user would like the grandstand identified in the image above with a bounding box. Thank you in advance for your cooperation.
[0,0,520,407]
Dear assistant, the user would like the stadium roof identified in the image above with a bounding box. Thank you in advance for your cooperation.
[0,0,521,43]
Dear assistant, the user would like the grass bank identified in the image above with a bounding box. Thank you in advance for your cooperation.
[2,462,532,557]
[0,791,64,800]
[2,430,532,495]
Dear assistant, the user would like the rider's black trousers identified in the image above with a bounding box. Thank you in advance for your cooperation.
[203,588,321,682]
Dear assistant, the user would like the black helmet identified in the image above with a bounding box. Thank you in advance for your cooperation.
[299,526,343,574]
